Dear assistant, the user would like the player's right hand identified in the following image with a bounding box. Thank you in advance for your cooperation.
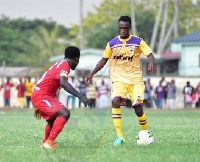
[85,74,93,84]
[34,108,41,120]
[79,95,92,108]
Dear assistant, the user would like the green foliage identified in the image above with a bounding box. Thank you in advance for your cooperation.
[72,0,200,49]
[1,0,200,68]
[1,109,200,161]
[0,15,72,67]
[86,23,118,49]
[177,0,200,36]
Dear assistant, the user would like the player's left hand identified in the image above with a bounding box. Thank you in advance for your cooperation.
[148,63,157,74]
[79,95,93,108]
[34,108,41,120]
[85,73,93,84]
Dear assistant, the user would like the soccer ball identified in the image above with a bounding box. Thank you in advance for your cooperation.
[136,130,154,145]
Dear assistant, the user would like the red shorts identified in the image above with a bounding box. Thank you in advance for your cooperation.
[31,93,65,120]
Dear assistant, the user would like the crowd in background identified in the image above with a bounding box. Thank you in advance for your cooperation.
[142,77,200,109]
[0,76,35,108]
[63,77,110,109]
[0,76,200,109]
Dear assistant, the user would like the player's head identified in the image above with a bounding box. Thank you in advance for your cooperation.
[118,16,131,39]
[64,46,80,70]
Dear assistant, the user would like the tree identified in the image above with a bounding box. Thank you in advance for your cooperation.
[150,0,164,50]
[0,16,72,67]
[73,0,200,54]
[29,26,69,67]
[131,0,136,35]
[157,0,179,55]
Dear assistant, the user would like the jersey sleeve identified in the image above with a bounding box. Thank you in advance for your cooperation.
[103,43,112,58]
[56,61,70,79]
[140,39,153,57]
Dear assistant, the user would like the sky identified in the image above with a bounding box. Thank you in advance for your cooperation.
[0,0,102,28]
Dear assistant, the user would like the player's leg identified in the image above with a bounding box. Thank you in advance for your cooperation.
[43,108,70,149]
[47,108,70,142]
[111,82,127,145]
[42,116,56,145]
[33,95,70,149]
[129,82,148,130]
[134,105,147,130]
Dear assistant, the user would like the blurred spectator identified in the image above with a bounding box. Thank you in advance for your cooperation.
[25,76,34,108]
[166,79,176,110]
[87,79,97,109]
[78,78,87,108]
[155,81,164,109]
[195,82,200,108]
[16,77,26,108]
[183,81,194,108]
[98,80,109,108]
[1,77,13,107]
[145,78,154,108]
[67,76,78,109]
[160,77,168,108]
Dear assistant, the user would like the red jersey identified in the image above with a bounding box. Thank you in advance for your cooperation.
[17,83,26,97]
[3,83,13,99]
[33,60,70,98]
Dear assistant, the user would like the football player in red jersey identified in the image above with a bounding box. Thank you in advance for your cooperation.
[31,46,92,149]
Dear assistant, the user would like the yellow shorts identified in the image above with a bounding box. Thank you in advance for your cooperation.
[111,82,145,107]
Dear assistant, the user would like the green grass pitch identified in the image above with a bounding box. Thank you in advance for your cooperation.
[1,108,200,162]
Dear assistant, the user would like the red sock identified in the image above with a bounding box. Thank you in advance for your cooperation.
[43,124,52,143]
[48,117,68,141]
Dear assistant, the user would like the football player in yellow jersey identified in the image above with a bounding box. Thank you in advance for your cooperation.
[85,16,156,145]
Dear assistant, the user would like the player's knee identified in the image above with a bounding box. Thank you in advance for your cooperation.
[134,105,143,117]
[112,98,121,108]
[58,108,70,120]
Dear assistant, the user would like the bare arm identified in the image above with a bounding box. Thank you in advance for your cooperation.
[147,53,157,74]
[60,76,92,107]
[85,58,109,83]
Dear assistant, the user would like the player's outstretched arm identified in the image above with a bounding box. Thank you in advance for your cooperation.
[85,58,109,83]
[147,53,157,74]
[60,76,92,107]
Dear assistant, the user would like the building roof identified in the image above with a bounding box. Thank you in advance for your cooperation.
[162,51,181,60]
[172,30,200,43]
[0,67,38,77]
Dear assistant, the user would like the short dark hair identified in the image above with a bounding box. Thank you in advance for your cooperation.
[65,46,80,59]
[118,16,131,26]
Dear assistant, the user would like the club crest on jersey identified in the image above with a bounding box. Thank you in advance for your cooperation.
[130,46,135,53]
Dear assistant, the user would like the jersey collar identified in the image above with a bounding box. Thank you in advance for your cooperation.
[118,34,132,42]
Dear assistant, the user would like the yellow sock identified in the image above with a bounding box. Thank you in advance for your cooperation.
[112,108,123,137]
[138,113,148,130]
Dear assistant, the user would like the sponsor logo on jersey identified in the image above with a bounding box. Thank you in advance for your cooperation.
[130,46,135,52]
[113,55,133,61]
